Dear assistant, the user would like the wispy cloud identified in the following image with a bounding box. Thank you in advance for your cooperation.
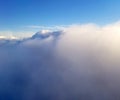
[25,25,71,30]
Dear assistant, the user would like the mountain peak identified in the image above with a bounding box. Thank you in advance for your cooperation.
[31,30,62,39]
[31,30,51,39]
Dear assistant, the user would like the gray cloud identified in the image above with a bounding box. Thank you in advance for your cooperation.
[0,22,120,100]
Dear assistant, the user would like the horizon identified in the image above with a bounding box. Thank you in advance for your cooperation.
[0,0,120,38]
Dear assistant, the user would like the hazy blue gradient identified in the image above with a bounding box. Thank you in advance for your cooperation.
[0,0,120,31]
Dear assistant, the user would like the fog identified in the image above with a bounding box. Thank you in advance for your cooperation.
[0,23,120,100]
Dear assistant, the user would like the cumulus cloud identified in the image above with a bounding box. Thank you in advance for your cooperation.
[1,21,120,100]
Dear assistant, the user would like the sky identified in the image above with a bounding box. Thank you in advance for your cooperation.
[0,0,120,37]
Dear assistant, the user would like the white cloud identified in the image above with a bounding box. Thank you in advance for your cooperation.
[0,31,34,39]
[0,31,18,39]
[21,21,120,67]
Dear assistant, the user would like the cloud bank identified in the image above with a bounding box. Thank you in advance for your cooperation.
[1,22,120,100]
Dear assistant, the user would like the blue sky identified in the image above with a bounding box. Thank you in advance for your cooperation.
[0,0,120,32]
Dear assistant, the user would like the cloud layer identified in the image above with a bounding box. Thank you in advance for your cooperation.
[1,22,120,100]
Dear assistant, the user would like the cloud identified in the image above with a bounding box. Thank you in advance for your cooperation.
[0,35,18,40]
[1,21,120,100]
[25,25,70,30]
[0,31,35,39]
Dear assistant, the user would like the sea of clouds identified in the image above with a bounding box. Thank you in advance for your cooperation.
[0,22,120,100]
